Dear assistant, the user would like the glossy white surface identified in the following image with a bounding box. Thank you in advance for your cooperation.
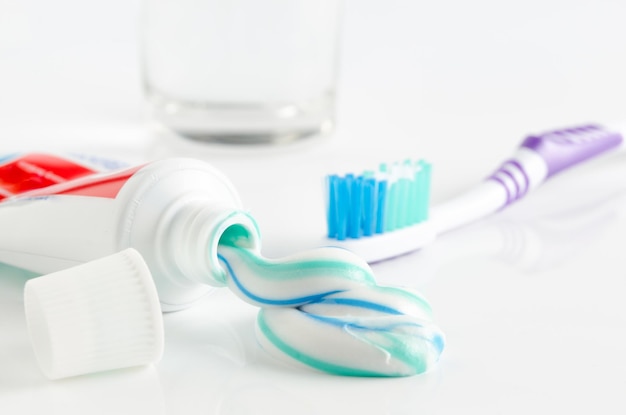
[1,0,626,414]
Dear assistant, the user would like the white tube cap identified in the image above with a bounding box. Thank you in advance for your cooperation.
[24,248,164,380]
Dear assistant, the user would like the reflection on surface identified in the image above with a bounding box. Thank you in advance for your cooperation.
[215,366,442,415]
[24,368,165,415]
[0,261,37,301]
[155,291,260,414]
[0,262,40,391]
[493,200,619,273]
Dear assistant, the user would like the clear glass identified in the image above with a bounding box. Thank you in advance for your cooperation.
[140,0,342,144]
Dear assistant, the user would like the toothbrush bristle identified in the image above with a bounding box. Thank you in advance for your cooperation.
[326,160,431,240]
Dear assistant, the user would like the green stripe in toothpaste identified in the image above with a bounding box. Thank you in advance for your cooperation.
[257,307,442,377]
[222,246,376,284]
[217,241,444,377]
[257,310,394,377]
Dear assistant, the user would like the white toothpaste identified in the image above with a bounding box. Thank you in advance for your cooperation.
[0,153,261,311]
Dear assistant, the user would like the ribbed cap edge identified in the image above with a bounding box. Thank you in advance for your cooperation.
[24,249,164,380]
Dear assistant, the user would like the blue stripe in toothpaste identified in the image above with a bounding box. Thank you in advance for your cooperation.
[217,244,445,377]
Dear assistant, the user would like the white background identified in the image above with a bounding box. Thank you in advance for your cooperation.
[1,0,626,414]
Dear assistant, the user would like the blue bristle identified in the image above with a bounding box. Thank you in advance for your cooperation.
[329,176,345,240]
[362,177,376,236]
[326,175,337,238]
[349,176,362,238]
[337,175,354,240]
[375,180,387,234]
[325,159,430,240]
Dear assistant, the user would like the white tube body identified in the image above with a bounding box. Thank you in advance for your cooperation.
[0,194,117,271]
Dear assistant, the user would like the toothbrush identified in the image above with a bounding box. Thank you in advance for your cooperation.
[325,124,623,263]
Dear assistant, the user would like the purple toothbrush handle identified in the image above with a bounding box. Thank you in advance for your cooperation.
[521,124,623,178]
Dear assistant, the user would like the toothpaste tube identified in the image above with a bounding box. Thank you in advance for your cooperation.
[0,153,261,311]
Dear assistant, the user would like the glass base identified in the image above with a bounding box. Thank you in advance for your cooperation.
[146,91,335,145]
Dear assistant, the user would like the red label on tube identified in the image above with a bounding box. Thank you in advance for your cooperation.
[0,153,98,200]
[13,165,143,200]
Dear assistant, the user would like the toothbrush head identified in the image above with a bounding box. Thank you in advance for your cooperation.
[326,159,431,240]
[324,160,436,262]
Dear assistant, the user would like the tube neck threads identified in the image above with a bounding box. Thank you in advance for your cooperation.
[167,200,261,287]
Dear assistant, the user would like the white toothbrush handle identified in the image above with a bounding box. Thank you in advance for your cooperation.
[431,125,623,234]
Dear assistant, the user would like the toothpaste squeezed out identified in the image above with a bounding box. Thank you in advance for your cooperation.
[217,243,445,377]
[0,153,444,377]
